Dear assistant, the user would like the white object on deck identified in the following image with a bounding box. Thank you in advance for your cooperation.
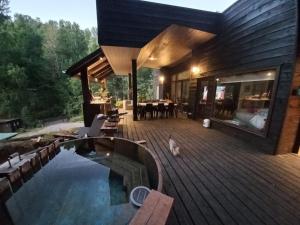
[135,140,147,145]
[169,136,180,156]
[130,186,151,207]
[203,119,211,128]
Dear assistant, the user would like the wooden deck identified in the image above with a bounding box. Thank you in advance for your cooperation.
[117,116,300,225]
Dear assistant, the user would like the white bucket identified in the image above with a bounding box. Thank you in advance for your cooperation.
[203,119,210,128]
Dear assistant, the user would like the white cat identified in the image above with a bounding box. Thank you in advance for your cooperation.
[169,135,180,156]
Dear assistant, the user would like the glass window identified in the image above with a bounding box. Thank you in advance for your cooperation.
[177,72,190,80]
[182,80,190,102]
[213,70,276,134]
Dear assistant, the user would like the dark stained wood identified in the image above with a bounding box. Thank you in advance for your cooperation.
[80,67,90,104]
[132,59,138,121]
[97,0,222,48]
[66,48,106,76]
[277,57,300,153]
[118,115,300,225]
[164,0,298,154]
[129,190,174,225]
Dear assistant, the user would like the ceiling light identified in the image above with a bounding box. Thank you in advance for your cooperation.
[159,76,165,83]
[191,66,200,74]
[149,56,157,61]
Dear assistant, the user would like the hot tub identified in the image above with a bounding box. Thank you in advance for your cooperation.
[4,137,162,225]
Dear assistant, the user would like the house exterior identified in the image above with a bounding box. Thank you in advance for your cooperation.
[68,0,299,155]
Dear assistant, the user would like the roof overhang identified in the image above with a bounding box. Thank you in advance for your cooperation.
[66,48,113,81]
[97,0,223,75]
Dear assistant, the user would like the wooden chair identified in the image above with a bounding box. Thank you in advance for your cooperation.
[145,104,154,119]
[156,103,166,118]
[77,115,105,138]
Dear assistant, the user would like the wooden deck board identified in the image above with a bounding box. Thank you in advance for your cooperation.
[119,116,300,225]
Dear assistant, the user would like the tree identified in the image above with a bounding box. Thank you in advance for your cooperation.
[137,68,154,101]
[0,0,9,22]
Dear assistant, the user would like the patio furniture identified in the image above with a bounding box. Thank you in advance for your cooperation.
[77,114,106,138]
[144,103,154,119]
[0,119,22,132]
[167,103,177,118]
[156,103,166,118]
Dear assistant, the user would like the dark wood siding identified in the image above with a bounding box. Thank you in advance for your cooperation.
[165,0,298,154]
[96,0,222,48]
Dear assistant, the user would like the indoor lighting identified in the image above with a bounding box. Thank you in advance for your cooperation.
[149,55,157,61]
[106,153,110,157]
[94,78,98,82]
[191,66,200,74]
[216,78,220,82]
[267,72,273,76]
[159,76,165,83]
[99,57,103,61]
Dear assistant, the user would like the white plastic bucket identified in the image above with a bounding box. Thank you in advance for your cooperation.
[203,119,210,128]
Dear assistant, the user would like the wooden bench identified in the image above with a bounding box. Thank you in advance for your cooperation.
[129,190,174,225]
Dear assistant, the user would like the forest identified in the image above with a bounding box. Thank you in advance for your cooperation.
[0,0,154,127]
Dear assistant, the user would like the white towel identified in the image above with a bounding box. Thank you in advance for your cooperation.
[169,136,180,156]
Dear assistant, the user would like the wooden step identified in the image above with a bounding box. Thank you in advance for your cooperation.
[129,190,174,225]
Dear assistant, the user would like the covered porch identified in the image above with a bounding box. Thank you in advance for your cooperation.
[118,114,300,225]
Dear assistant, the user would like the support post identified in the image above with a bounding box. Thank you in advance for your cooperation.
[132,60,138,121]
[128,73,132,100]
[80,67,91,127]
[81,67,90,104]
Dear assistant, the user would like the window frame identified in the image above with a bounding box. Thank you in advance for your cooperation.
[210,67,280,138]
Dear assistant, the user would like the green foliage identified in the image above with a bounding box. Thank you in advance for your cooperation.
[0,0,9,22]
[107,75,128,101]
[0,2,97,127]
[137,68,154,101]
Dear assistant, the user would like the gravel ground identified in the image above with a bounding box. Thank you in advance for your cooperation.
[13,122,84,139]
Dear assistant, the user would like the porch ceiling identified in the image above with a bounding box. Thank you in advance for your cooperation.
[101,24,216,75]
[97,0,222,75]
[66,48,113,82]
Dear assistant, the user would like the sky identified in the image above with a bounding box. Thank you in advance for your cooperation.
[9,0,237,29]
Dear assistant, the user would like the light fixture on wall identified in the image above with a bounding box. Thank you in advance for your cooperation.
[191,66,200,75]
[267,72,273,76]
[159,76,165,84]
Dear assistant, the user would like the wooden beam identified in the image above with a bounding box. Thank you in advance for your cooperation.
[96,69,113,81]
[91,64,111,77]
[132,59,138,121]
[81,67,90,104]
[94,67,113,79]
[89,61,109,75]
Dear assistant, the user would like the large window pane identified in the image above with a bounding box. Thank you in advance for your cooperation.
[182,80,190,102]
[214,70,276,134]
